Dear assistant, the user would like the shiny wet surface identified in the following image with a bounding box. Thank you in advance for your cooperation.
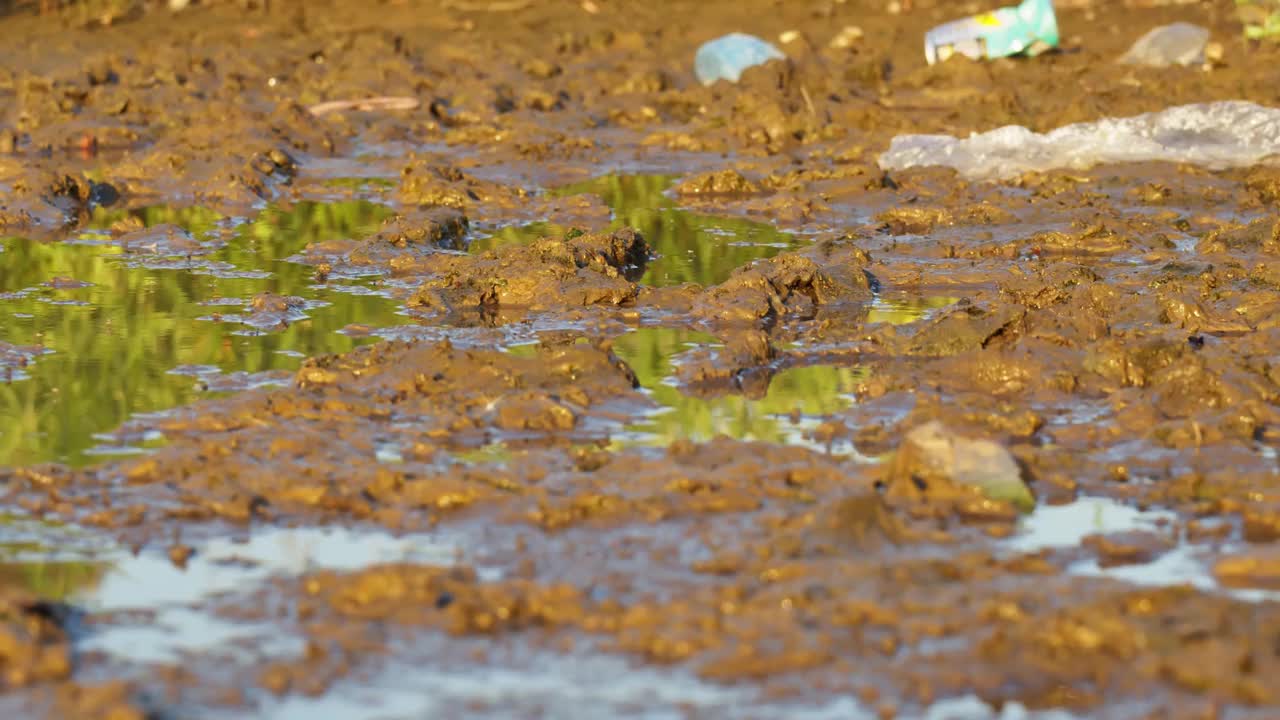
[470,175,807,287]
[0,201,401,466]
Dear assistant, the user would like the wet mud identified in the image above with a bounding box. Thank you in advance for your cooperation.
[3,0,1280,717]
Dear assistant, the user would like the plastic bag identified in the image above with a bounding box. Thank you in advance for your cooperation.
[878,101,1280,180]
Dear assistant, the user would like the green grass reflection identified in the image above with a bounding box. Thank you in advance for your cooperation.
[0,200,400,467]
[610,327,868,447]
[0,514,106,600]
[471,175,804,287]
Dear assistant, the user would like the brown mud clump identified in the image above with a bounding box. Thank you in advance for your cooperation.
[409,227,649,313]
[0,588,71,688]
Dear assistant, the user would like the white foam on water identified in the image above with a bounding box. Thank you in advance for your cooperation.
[879,101,1280,180]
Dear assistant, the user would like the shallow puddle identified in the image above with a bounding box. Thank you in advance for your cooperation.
[1009,497,1280,603]
[609,327,867,452]
[0,514,486,665]
[1007,496,1175,553]
[866,293,960,325]
[469,175,806,287]
[253,651,879,720]
[0,200,404,466]
[0,513,110,600]
[243,653,1073,720]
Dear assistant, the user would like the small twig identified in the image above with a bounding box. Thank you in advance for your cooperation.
[307,96,420,117]
[441,0,532,11]
[799,84,817,119]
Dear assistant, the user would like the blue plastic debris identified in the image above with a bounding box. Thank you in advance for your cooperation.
[694,33,786,86]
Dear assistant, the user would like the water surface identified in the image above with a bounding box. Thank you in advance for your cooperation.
[471,175,806,287]
[0,200,401,466]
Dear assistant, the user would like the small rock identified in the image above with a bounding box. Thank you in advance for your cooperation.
[887,420,1034,511]
[1119,23,1210,68]
[89,181,119,208]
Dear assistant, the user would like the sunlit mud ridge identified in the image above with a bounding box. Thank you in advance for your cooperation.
[3,0,1280,717]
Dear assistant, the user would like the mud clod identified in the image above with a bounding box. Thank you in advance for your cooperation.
[409,227,648,312]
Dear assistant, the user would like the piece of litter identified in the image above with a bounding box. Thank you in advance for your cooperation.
[878,101,1280,180]
[694,33,786,86]
[1119,22,1210,68]
[924,0,1058,65]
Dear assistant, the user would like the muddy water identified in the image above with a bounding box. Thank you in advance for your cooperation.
[3,0,1280,717]
[471,174,806,287]
[0,200,400,466]
[1013,497,1280,604]
[610,327,868,450]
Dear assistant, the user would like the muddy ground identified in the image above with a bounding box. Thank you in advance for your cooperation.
[2,0,1280,717]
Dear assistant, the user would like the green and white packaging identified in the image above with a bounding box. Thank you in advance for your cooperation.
[924,0,1059,65]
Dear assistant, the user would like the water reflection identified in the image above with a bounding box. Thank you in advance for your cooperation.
[0,514,108,599]
[0,200,402,467]
[1,515,482,665]
[78,526,488,664]
[1007,497,1174,553]
[0,561,104,600]
[88,204,224,237]
[867,293,959,325]
[609,327,867,449]
[1007,497,1280,603]
[470,175,805,287]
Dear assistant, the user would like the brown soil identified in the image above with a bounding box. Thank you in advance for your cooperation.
[3,0,1280,717]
